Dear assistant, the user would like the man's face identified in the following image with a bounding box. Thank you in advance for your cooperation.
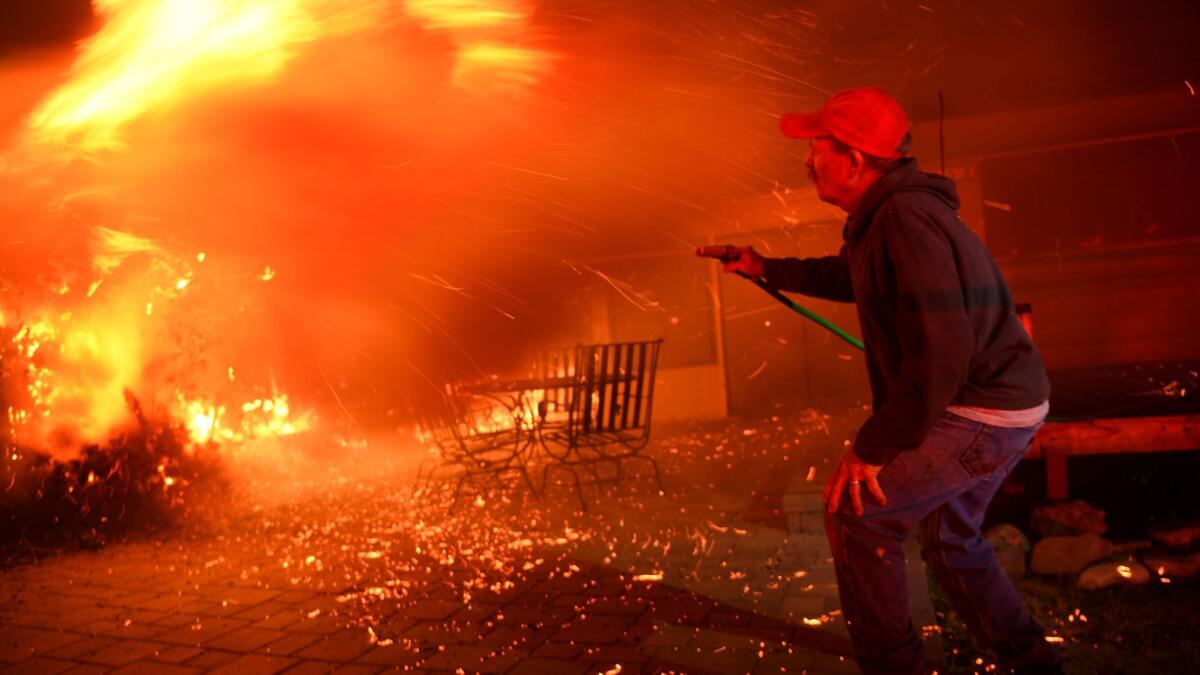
[805,137,855,209]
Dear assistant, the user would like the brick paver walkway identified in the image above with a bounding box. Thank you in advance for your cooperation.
[1,411,940,674]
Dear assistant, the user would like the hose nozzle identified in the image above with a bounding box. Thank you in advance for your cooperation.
[695,245,742,264]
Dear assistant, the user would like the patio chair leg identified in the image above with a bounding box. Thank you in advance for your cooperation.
[541,463,588,511]
[451,473,470,506]
[518,465,539,497]
[569,466,588,512]
[414,458,435,493]
[645,456,664,492]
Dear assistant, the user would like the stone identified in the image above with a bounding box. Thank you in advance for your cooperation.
[1077,561,1151,590]
[985,524,1032,552]
[1030,534,1113,576]
[1141,551,1200,579]
[1149,523,1200,549]
[1030,500,1107,537]
[993,544,1027,580]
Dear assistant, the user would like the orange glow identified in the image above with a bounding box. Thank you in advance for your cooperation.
[180,393,311,445]
[28,0,326,151]
[26,0,554,153]
[454,43,552,92]
[404,0,525,30]
[3,225,314,459]
[9,303,145,456]
[404,0,553,96]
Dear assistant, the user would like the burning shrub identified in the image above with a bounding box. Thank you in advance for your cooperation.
[1,391,227,555]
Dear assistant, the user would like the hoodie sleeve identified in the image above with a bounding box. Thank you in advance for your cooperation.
[853,202,974,465]
[760,246,855,302]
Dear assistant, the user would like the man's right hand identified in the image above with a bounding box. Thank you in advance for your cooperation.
[722,246,765,278]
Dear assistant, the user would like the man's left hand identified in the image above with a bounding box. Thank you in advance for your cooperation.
[825,448,887,515]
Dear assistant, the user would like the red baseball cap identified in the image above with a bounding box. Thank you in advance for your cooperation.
[780,87,911,159]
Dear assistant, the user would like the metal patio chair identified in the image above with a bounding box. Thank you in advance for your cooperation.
[412,383,536,504]
[539,338,664,510]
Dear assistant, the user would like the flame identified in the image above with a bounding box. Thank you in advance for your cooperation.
[25,0,554,154]
[3,225,313,459]
[404,0,526,30]
[28,0,327,151]
[404,0,552,96]
[180,392,312,445]
[9,304,146,455]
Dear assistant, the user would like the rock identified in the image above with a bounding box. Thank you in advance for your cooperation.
[1030,500,1107,537]
[994,544,1027,579]
[985,524,1032,552]
[1077,561,1151,590]
[1141,551,1200,579]
[1031,534,1113,576]
[985,524,1030,579]
[1149,523,1200,549]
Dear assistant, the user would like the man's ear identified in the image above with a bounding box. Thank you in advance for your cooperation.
[847,148,865,178]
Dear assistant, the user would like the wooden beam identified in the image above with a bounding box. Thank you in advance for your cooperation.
[1027,414,1200,458]
[1025,414,1200,501]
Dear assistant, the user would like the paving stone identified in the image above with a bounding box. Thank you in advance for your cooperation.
[279,661,339,674]
[551,615,637,645]
[60,664,110,675]
[155,617,249,646]
[507,656,594,675]
[261,632,323,656]
[149,644,205,663]
[253,609,306,631]
[39,635,114,661]
[0,628,88,661]
[353,644,425,668]
[531,640,585,659]
[809,652,861,672]
[294,628,374,662]
[399,600,461,621]
[289,613,349,636]
[220,587,284,607]
[79,639,165,666]
[419,644,523,673]
[207,653,298,675]
[757,646,817,673]
[234,600,297,622]
[183,649,243,669]
[779,595,829,619]
[330,665,381,675]
[108,661,203,674]
[206,627,291,652]
[0,656,78,674]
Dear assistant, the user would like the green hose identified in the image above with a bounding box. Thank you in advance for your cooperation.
[737,272,865,351]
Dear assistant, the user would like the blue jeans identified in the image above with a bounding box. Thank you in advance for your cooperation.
[825,412,1058,674]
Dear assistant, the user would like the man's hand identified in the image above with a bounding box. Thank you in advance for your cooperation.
[824,448,887,515]
[721,246,765,278]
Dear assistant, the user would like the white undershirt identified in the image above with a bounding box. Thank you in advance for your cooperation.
[944,400,1050,428]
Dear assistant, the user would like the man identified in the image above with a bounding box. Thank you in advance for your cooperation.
[721,87,1061,675]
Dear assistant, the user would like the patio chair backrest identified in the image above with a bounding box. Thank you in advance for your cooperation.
[413,385,517,461]
[530,345,578,420]
[569,339,663,448]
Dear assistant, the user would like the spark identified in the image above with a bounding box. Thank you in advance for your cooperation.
[481,160,568,181]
